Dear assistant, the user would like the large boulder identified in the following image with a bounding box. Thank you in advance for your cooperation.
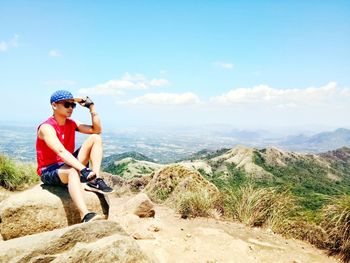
[0,220,150,262]
[0,184,109,240]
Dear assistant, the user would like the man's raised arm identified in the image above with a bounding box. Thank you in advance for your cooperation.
[76,96,102,134]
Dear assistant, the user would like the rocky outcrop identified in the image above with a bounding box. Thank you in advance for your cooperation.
[122,193,155,218]
[0,220,150,263]
[100,171,125,188]
[0,184,109,240]
[127,175,152,191]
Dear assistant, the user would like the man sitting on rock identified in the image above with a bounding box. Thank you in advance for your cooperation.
[36,90,113,223]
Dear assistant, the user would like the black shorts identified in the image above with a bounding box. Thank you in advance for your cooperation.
[40,148,82,187]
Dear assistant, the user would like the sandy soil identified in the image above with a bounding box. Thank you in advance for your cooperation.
[108,195,339,263]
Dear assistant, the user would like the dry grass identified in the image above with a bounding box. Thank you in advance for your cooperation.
[322,195,350,263]
[175,187,218,219]
[277,219,329,249]
[223,184,296,229]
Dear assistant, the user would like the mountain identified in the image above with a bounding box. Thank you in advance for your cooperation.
[281,128,350,152]
[320,146,350,162]
[211,146,350,210]
[319,147,350,176]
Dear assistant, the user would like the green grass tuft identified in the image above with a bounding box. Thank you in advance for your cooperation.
[222,184,296,228]
[176,187,216,219]
[0,154,39,191]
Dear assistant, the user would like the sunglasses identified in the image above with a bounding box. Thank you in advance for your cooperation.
[58,101,77,109]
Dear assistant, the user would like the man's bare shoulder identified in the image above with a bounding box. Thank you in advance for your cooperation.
[39,123,55,131]
[38,124,56,139]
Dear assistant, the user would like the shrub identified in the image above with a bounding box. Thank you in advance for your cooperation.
[0,154,39,190]
[145,165,218,203]
[176,187,216,219]
[276,218,329,249]
[223,184,297,229]
[153,187,172,201]
[322,195,350,263]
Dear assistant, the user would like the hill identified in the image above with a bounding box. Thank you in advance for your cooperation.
[102,151,156,166]
[103,146,350,213]
[102,152,161,179]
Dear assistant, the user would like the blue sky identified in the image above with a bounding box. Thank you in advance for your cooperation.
[0,1,349,132]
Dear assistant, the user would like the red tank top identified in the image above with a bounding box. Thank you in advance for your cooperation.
[36,116,77,175]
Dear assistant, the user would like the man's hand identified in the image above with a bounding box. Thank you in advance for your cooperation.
[79,96,94,109]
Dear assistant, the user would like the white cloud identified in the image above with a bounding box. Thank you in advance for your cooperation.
[79,73,170,96]
[93,81,349,129]
[44,80,76,86]
[120,92,201,105]
[210,82,344,107]
[214,61,234,69]
[49,49,62,57]
[150,79,169,87]
[0,35,19,52]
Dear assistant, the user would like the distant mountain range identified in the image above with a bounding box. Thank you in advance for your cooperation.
[1,124,350,163]
[279,128,350,152]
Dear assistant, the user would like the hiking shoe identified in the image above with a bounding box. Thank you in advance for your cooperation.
[85,178,114,195]
[81,212,103,223]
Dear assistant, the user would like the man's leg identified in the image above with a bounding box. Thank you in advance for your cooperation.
[78,134,114,194]
[58,166,89,219]
[76,134,103,176]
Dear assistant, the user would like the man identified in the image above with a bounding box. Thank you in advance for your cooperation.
[36,90,113,223]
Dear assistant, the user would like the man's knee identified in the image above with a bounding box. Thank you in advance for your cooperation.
[67,168,80,180]
[58,167,79,184]
[90,134,102,144]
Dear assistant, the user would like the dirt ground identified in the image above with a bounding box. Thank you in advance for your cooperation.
[108,195,339,263]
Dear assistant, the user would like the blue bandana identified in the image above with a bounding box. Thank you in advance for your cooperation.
[50,90,74,104]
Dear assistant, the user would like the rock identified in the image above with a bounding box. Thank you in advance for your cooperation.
[132,231,155,240]
[0,184,109,240]
[0,221,150,262]
[100,171,125,188]
[123,193,155,218]
[147,224,160,232]
[127,175,152,191]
